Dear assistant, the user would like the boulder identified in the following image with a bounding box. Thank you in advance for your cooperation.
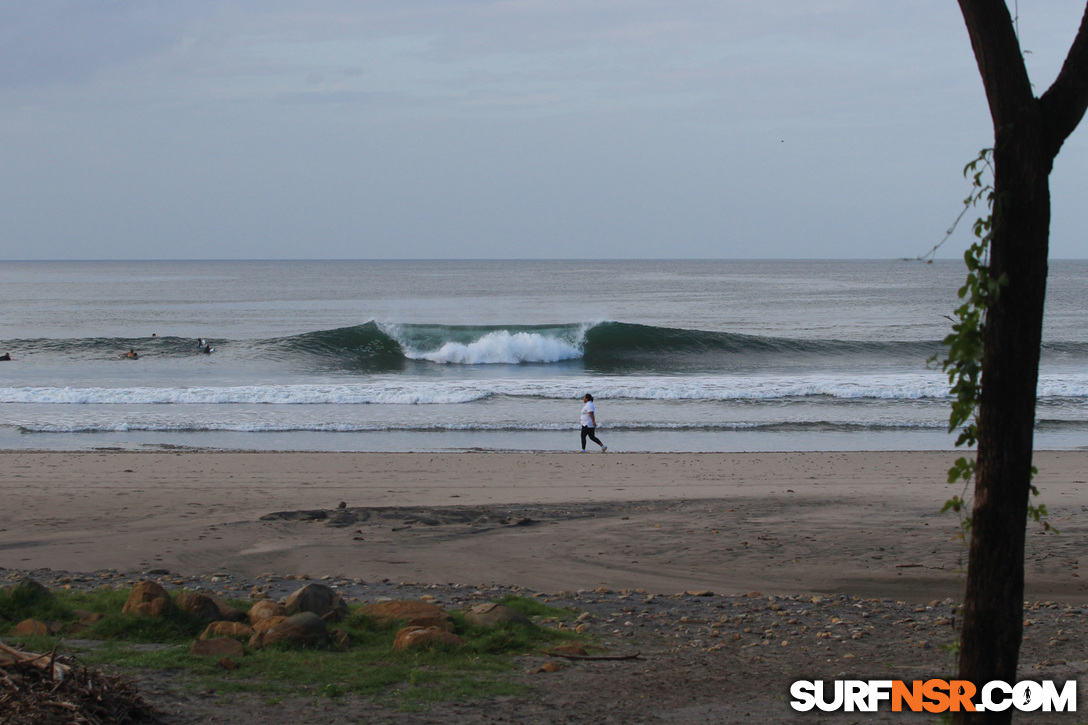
[203,593,247,622]
[10,619,50,637]
[360,600,453,631]
[464,603,533,628]
[191,638,244,658]
[122,581,173,617]
[248,599,288,624]
[284,583,350,623]
[252,615,288,634]
[66,610,106,635]
[175,591,223,622]
[200,621,254,640]
[392,626,464,651]
[72,609,106,625]
[330,628,351,650]
[7,578,51,600]
[249,612,328,650]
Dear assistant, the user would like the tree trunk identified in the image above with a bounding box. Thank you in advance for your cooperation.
[954,127,1051,725]
[952,2,1088,721]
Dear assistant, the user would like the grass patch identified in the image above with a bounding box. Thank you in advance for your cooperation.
[2,584,212,644]
[493,594,578,619]
[4,584,586,709]
[0,580,79,626]
[76,624,541,705]
[81,609,210,643]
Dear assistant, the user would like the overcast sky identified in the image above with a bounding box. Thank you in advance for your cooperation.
[1,1,1085,260]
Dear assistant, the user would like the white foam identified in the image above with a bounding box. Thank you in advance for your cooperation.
[0,384,491,406]
[3,372,1088,406]
[13,419,949,434]
[407,330,584,365]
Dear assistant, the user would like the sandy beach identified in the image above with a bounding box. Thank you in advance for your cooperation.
[3,450,1086,603]
[5,449,1088,723]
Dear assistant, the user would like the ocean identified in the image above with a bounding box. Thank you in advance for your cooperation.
[1,259,1085,453]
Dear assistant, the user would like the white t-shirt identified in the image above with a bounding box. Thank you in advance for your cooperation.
[580,401,596,427]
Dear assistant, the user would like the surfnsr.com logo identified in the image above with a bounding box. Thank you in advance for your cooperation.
[790,679,1077,713]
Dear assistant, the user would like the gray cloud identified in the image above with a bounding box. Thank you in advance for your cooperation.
[1,1,1085,260]
[0,2,204,89]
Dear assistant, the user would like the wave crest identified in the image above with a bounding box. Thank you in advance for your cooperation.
[409,330,583,365]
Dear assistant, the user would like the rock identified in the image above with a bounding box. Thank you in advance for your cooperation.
[66,609,106,635]
[72,609,105,625]
[7,578,51,600]
[252,616,288,634]
[284,583,350,623]
[548,643,588,656]
[331,629,351,650]
[204,593,247,622]
[325,511,358,528]
[248,599,288,624]
[392,626,464,651]
[260,510,327,522]
[464,603,533,628]
[200,622,254,640]
[249,612,328,650]
[10,619,50,637]
[536,661,564,673]
[191,638,244,658]
[122,581,173,617]
[218,657,239,671]
[360,600,453,631]
[175,591,223,622]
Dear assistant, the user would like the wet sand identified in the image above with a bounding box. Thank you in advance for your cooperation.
[2,450,1086,602]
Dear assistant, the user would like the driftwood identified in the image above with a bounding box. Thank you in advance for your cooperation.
[0,640,158,724]
[540,649,643,661]
[0,642,71,681]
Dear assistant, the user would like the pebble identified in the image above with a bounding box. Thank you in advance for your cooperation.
[4,565,1085,675]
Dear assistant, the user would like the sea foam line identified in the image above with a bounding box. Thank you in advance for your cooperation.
[3,374,1088,405]
[12,419,954,434]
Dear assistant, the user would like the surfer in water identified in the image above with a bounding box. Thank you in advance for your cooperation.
[580,394,608,453]
[122,349,139,360]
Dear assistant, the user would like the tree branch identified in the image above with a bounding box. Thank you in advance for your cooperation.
[1039,4,1088,159]
[956,0,1036,133]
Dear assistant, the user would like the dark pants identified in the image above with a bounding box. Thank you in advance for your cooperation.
[581,425,603,450]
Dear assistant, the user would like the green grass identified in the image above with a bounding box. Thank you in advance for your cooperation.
[2,587,584,708]
[494,594,580,619]
[0,580,79,626]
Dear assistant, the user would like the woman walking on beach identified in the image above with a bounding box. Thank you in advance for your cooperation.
[580,394,608,453]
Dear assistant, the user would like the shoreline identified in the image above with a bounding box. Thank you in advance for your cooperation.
[3,450,1086,603]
